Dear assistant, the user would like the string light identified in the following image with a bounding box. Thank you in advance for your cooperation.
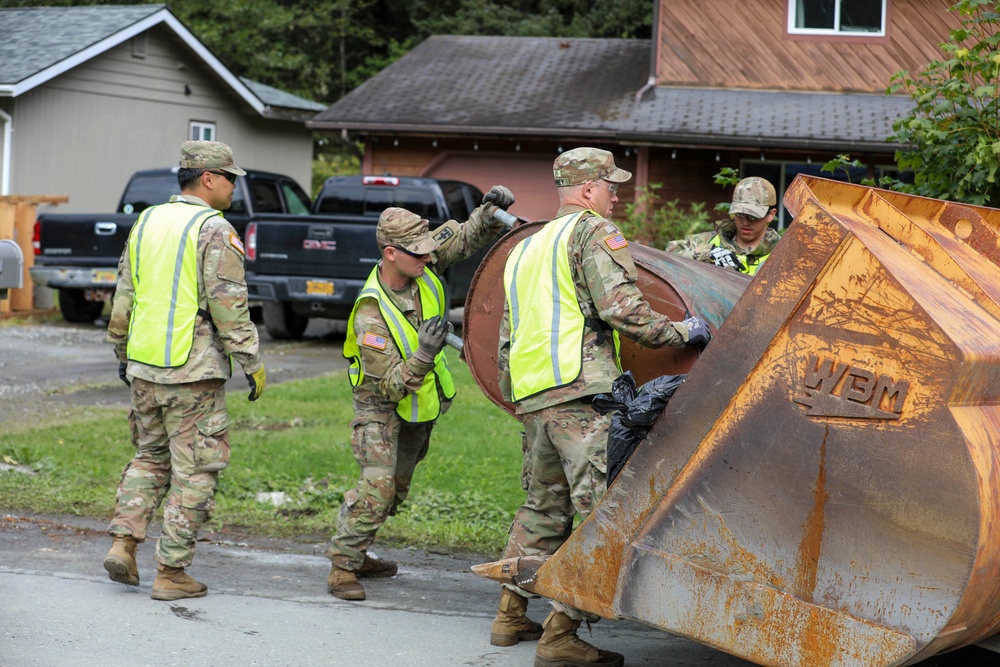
[715,152,721,162]
[515,143,521,152]
[671,149,677,160]
[432,139,437,148]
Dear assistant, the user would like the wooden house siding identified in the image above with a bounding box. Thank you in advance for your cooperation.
[657,0,962,93]
[12,25,312,213]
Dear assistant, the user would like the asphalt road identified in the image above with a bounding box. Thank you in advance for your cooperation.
[1,317,998,667]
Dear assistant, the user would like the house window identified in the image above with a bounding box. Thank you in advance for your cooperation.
[789,0,886,36]
[189,122,216,141]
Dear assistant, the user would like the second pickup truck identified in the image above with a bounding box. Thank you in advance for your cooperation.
[245,175,493,339]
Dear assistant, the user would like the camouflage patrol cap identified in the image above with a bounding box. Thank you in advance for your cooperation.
[376,207,441,254]
[553,147,632,187]
[179,141,247,176]
[730,177,776,219]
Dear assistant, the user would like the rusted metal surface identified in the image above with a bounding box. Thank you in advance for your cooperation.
[473,176,1000,666]
[462,220,750,417]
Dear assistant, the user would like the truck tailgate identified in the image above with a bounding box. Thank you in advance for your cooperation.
[34,213,137,267]
[250,217,379,280]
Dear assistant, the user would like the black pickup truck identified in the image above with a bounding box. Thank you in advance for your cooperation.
[245,175,493,339]
[30,167,312,322]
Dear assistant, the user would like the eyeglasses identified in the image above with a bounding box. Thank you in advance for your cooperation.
[733,212,766,223]
[390,245,430,259]
[207,170,237,184]
[601,181,619,195]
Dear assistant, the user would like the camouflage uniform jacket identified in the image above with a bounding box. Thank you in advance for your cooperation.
[498,204,688,415]
[351,203,503,426]
[665,218,781,273]
[107,195,262,384]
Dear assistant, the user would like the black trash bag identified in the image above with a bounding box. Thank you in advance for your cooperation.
[593,371,686,487]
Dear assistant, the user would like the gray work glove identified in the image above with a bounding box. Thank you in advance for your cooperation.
[709,246,746,272]
[679,316,712,348]
[414,315,449,364]
[482,185,515,211]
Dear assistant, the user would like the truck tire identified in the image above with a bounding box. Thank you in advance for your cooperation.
[58,288,105,323]
[262,301,309,340]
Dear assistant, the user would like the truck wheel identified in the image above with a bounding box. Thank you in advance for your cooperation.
[262,301,309,339]
[58,289,105,323]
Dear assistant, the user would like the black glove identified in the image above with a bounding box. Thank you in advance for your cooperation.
[118,361,130,387]
[709,246,746,272]
[482,185,515,210]
[414,315,449,363]
[681,316,712,348]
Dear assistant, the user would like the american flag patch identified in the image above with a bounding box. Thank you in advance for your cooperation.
[362,332,387,350]
[604,233,628,251]
[228,232,245,255]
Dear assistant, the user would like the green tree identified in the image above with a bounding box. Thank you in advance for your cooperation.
[888,0,1000,205]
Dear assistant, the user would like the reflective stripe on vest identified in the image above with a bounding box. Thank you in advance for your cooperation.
[127,204,218,367]
[503,211,590,401]
[343,266,456,423]
[710,234,769,276]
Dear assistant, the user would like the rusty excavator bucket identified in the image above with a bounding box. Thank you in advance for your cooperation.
[465,175,1000,667]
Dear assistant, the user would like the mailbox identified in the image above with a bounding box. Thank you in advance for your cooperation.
[0,238,24,301]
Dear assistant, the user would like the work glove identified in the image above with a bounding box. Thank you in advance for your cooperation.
[414,315,449,364]
[118,361,130,387]
[482,185,515,211]
[709,246,746,272]
[678,316,712,348]
[246,364,267,402]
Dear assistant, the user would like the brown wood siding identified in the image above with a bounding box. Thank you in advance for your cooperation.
[657,0,962,93]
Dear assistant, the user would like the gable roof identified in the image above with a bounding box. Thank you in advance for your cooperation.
[0,4,322,119]
[309,34,914,152]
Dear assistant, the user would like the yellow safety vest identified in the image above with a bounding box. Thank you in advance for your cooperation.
[126,203,219,367]
[343,266,456,423]
[503,211,620,402]
[710,234,769,275]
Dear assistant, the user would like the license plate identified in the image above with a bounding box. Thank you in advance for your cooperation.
[306,280,334,296]
[93,270,117,284]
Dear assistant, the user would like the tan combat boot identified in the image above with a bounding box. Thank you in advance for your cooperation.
[491,588,543,646]
[103,536,140,586]
[534,611,625,667]
[151,564,208,601]
[356,553,397,579]
[327,565,366,601]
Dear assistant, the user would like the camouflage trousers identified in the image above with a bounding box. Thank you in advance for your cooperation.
[327,414,433,571]
[107,377,230,569]
[502,399,610,620]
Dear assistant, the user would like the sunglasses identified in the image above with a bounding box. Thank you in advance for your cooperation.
[390,245,430,259]
[207,170,237,184]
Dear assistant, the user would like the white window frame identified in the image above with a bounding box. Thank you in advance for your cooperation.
[189,121,216,142]
[788,0,887,37]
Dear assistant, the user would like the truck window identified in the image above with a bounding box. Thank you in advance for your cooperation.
[315,183,439,219]
[119,172,180,213]
[280,180,311,214]
[440,182,470,221]
[252,181,284,213]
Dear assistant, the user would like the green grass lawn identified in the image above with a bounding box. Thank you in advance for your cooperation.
[0,349,526,555]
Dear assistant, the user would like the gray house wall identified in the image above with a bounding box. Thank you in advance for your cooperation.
[8,25,312,214]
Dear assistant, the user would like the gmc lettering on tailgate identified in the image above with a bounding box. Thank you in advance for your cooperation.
[304,240,337,251]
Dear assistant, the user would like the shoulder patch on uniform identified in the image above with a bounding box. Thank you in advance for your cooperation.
[228,232,245,255]
[361,331,388,350]
[603,233,628,251]
[432,224,455,244]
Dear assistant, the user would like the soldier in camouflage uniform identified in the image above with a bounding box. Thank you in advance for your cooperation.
[665,176,781,276]
[103,141,266,601]
[494,147,711,667]
[326,187,514,601]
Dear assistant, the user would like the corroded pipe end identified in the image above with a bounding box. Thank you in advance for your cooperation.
[471,555,550,591]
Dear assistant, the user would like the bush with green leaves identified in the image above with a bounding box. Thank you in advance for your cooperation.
[619,182,713,248]
[887,0,1000,205]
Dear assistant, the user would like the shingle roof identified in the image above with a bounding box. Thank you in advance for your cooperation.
[240,77,327,114]
[309,35,914,152]
[0,4,164,86]
[309,35,651,136]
